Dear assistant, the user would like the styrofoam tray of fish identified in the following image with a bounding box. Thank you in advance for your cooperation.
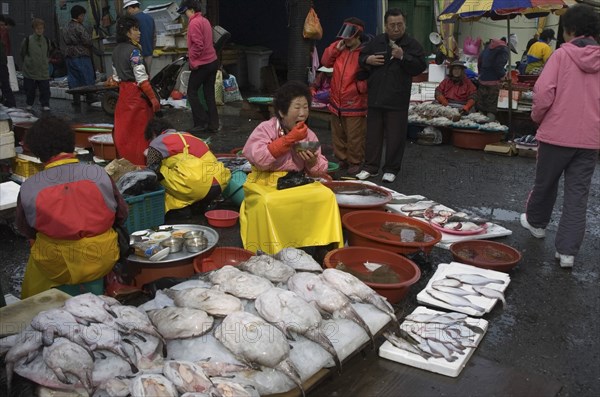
[379,306,488,377]
[416,262,510,316]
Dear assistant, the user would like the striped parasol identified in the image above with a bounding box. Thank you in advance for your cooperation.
[438,0,577,21]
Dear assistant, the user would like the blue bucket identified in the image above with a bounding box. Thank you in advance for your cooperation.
[222,170,247,206]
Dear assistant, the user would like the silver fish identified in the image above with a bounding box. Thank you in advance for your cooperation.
[321,268,399,331]
[63,293,117,325]
[215,271,274,300]
[446,273,505,286]
[214,311,305,396]
[431,284,474,297]
[426,338,458,362]
[273,247,323,272]
[288,272,374,345]
[167,287,243,317]
[431,278,463,288]
[473,285,507,307]
[255,287,341,371]
[383,331,431,360]
[148,307,214,339]
[401,200,438,212]
[42,337,95,395]
[427,289,486,313]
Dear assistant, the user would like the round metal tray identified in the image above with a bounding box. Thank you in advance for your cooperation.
[127,224,219,264]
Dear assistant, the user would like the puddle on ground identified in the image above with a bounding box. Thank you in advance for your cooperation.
[461,206,521,222]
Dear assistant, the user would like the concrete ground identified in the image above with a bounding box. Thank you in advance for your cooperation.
[1,93,599,396]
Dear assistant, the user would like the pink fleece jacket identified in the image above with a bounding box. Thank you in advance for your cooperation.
[242,118,328,175]
[531,37,600,149]
[187,12,217,69]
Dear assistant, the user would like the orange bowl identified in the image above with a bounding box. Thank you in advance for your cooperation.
[342,210,442,255]
[450,240,522,272]
[193,246,254,273]
[324,247,421,303]
[205,209,239,228]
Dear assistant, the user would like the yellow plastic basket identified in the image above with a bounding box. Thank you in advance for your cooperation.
[12,157,44,178]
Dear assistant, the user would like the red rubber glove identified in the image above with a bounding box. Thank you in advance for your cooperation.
[462,98,475,113]
[436,93,449,106]
[267,122,308,158]
[140,80,161,113]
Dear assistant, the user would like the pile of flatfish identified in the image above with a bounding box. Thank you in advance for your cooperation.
[2,247,399,396]
[383,311,484,362]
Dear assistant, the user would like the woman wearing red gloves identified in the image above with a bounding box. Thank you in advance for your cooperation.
[434,61,477,114]
[240,81,343,255]
[112,15,161,165]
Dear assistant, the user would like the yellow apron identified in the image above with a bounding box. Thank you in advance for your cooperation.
[21,228,119,299]
[239,169,343,254]
[160,133,231,212]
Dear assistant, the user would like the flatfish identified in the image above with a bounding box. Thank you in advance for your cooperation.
[131,374,179,397]
[255,287,341,371]
[209,265,243,285]
[147,307,214,339]
[214,311,304,395]
[239,254,296,283]
[287,272,374,345]
[214,271,274,300]
[42,337,95,395]
[163,360,214,394]
[167,287,243,317]
[273,247,323,272]
[321,268,399,331]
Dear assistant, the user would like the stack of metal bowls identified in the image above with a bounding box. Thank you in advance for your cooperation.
[183,231,208,252]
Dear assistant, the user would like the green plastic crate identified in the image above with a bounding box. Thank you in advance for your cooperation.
[124,186,165,232]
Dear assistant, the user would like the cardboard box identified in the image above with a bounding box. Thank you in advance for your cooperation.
[484,142,517,156]
[518,148,537,158]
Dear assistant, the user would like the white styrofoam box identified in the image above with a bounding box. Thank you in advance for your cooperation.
[0,119,10,134]
[0,131,15,160]
[145,2,180,34]
[0,181,20,210]
[379,306,488,377]
[175,34,187,49]
[245,47,273,91]
[428,64,447,83]
[17,153,42,163]
[416,262,510,316]
[156,34,176,48]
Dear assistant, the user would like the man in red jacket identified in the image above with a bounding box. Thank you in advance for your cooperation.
[321,18,368,175]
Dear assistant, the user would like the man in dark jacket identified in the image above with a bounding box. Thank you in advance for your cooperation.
[356,8,426,183]
[476,37,513,119]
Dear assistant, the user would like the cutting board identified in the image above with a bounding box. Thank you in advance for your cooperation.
[0,289,72,336]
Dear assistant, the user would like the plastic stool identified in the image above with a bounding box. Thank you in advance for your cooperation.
[55,278,104,296]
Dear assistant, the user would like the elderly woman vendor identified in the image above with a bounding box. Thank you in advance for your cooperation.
[435,61,477,114]
[145,118,230,214]
[241,81,343,254]
[15,117,128,298]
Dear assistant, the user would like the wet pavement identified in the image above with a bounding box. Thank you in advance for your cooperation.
[1,93,599,396]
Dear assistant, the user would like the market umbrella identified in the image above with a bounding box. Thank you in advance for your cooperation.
[438,0,577,137]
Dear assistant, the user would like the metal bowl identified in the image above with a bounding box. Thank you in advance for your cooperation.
[293,141,321,153]
[160,237,184,254]
[184,236,209,253]
[183,230,204,239]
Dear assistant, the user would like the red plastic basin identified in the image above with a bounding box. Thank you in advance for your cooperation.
[324,246,421,303]
[342,210,442,255]
[450,240,522,273]
[193,246,254,273]
[205,209,239,228]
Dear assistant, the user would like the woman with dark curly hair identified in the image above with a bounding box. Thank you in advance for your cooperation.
[112,15,160,166]
[520,4,600,269]
[15,116,128,298]
[240,81,343,254]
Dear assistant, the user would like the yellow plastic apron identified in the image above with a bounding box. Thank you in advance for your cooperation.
[21,228,119,299]
[160,133,231,212]
[239,169,343,254]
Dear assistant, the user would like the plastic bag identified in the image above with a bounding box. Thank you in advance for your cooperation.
[463,36,482,56]
[223,74,243,103]
[303,8,323,40]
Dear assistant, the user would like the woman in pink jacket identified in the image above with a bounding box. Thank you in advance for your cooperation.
[178,0,219,134]
[520,4,600,269]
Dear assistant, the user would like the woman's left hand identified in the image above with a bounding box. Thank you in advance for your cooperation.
[297,149,318,167]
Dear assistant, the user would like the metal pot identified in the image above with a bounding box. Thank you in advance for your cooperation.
[184,236,208,253]
[160,237,184,253]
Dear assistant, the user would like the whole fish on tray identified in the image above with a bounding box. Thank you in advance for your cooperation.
[426,290,486,313]
[166,287,243,317]
[446,273,505,286]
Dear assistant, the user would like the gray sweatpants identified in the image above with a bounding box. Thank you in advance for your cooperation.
[525,142,598,256]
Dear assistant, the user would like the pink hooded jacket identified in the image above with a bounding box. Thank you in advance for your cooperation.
[187,12,217,69]
[243,118,328,175]
[531,37,600,149]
